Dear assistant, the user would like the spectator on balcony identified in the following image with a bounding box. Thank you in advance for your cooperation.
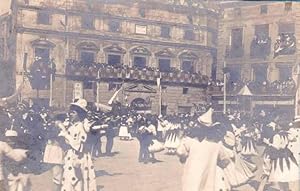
[261,81,268,93]
[286,77,296,93]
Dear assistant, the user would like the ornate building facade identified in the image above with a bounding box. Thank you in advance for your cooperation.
[213,1,300,114]
[2,0,219,114]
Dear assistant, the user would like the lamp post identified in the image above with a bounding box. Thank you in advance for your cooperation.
[49,59,54,107]
[223,61,227,114]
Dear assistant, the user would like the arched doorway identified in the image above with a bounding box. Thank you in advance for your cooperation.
[130,98,151,113]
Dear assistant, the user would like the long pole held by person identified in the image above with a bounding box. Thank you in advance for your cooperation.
[223,61,227,114]
[157,73,162,115]
[96,69,101,111]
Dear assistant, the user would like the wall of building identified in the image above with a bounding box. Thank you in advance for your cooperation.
[10,0,216,114]
[0,13,15,98]
[217,2,300,82]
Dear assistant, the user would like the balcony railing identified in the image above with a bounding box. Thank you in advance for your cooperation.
[208,79,296,96]
[65,59,209,87]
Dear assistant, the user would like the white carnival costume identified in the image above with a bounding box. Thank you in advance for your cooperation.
[164,122,181,151]
[118,116,132,140]
[218,131,256,189]
[263,130,299,183]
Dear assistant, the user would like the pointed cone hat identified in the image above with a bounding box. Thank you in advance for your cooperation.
[238,85,253,96]
[198,108,213,127]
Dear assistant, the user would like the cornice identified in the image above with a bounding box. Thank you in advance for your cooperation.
[16,26,217,52]
[17,4,218,34]
[16,1,219,18]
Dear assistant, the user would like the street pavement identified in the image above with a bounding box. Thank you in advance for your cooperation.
[29,138,296,191]
[31,138,182,191]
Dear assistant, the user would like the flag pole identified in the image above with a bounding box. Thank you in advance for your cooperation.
[223,61,227,114]
[21,52,28,102]
[295,63,300,117]
[49,59,53,107]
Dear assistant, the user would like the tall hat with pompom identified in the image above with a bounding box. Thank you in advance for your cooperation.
[197,108,213,127]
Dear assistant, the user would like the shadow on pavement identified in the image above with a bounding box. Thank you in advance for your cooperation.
[97,151,120,158]
[95,170,123,177]
[97,185,104,191]
[105,151,120,157]
[151,159,164,163]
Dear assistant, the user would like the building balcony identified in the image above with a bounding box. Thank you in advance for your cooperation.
[208,79,296,96]
[65,59,208,87]
[225,45,244,59]
[250,37,271,59]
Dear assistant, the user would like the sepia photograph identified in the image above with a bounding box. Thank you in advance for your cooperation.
[0,0,299,190]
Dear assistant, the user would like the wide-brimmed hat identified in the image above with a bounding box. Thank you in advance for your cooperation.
[5,130,18,137]
[197,108,213,127]
[70,98,88,113]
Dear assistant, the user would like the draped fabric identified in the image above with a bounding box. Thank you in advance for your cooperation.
[274,33,296,58]
[177,137,230,191]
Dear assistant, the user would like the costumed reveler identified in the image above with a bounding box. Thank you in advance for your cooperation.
[287,118,300,167]
[3,102,53,191]
[118,115,132,140]
[217,130,257,190]
[176,108,231,191]
[164,117,182,154]
[261,121,299,191]
[43,112,67,191]
[0,130,28,191]
[57,99,97,191]
[240,121,259,157]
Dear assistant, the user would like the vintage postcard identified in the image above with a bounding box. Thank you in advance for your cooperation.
[0,0,299,191]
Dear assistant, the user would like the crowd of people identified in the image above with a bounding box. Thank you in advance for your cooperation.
[66,59,208,81]
[209,77,296,95]
[0,99,299,191]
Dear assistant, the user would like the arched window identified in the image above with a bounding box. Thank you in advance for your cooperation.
[31,38,55,62]
[130,46,151,69]
[104,44,126,66]
[179,51,198,73]
[30,38,56,90]
[155,49,174,72]
[76,42,99,65]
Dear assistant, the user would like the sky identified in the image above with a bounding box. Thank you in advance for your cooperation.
[0,0,11,15]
